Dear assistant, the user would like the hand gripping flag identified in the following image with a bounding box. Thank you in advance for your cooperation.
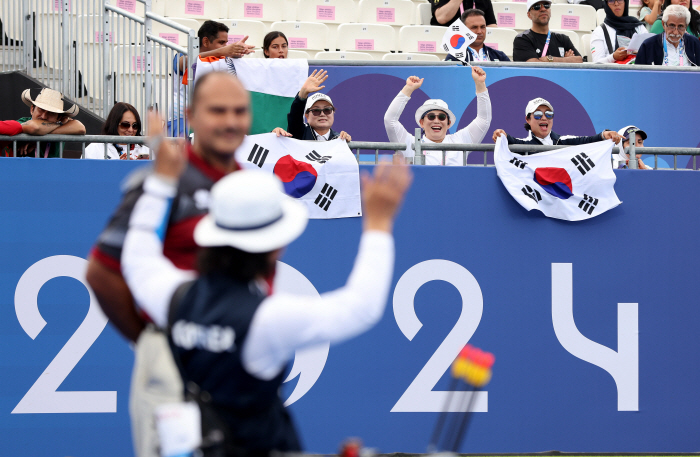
[494,136,621,221]
[441,18,477,63]
[236,133,361,219]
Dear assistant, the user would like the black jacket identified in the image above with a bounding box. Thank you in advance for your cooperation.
[635,33,700,66]
[444,45,510,63]
[286,94,340,141]
[506,131,605,153]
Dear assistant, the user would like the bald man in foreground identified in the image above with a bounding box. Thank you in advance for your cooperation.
[85,72,250,457]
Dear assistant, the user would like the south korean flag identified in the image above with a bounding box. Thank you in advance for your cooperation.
[494,136,621,221]
[441,18,477,63]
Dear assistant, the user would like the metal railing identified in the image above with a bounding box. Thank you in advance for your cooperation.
[2,131,697,169]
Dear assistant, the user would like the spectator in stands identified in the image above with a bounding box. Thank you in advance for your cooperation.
[513,0,584,62]
[650,0,700,35]
[431,0,498,27]
[491,97,621,148]
[263,31,289,58]
[636,4,700,64]
[171,20,254,136]
[84,102,151,160]
[616,125,652,169]
[272,69,352,141]
[639,0,662,30]
[445,9,511,62]
[591,0,647,63]
[384,67,491,166]
[16,88,86,158]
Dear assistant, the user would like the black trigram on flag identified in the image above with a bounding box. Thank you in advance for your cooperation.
[314,183,337,211]
[571,153,595,175]
[306,150,331,164]
[451,25,460,31]
[510,157,527,169]
[247,144,269,168]
[454,51,465,59]
[578,194,598,215]
[443,43,450,52]
[522,185,541,203]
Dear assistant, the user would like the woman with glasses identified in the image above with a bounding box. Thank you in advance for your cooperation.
[85,102,151,160]
[272,69,352,142]
[491,98,621,148]
[591,0,647,63]
[383,66,491,166]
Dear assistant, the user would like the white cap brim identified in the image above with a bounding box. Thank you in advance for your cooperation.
[415,104,456,127]
[194,197,309,253]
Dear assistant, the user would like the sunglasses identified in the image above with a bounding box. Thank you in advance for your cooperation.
[119,121,140,130]
[530,3,551,10]
[425,112,448,121]
[306,107,334,116]
[532,110,554,120]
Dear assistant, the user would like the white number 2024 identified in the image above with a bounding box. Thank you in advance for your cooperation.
[392,260,487,413]
[12,255,116,414]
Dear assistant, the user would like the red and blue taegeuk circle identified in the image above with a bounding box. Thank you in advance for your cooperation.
[450,34,465,48]
[273,155,318,198]
[534,167,573,199]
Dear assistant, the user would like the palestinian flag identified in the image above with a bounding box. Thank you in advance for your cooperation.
[193,57,308,135]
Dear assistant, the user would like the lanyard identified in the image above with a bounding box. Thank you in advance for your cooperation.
[663,33,684,66]
[541,30,552,57]
[459,0,476,16]
[468,47,486,61]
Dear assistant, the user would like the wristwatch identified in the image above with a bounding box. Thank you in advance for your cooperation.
[547,55,553,62]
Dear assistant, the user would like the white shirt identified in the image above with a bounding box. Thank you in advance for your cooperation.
[122,175,395,381]
[84,142,151,160]
[591,23,648,63]
[665,38,691,66]
[313,130,330,141]
[384,91,492,166]
[521,131,554,145]
[468,46,487,61]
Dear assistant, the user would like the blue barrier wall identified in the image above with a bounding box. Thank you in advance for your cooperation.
[0,158,698,455]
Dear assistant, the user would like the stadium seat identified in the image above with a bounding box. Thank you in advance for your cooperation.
[161,17,201,41]
[151,19,192,48]
[484,27,517,58]
[229,0,285,24]
[550,4,597,34]
[152,0,166,16]
[382,52,440,61]
[284,0,299,20]
[113,44,167,116]
[398,25,446,54]
[596,7,606,25]
[164,0,224,20]
[252,49,311,58]
[551,28,580,51]
[491,3,530,30]
[580,33,592,62]
[336,23,396,57]
[270,21,329,52]
[358,0,415,26]
[221,19,268,49]
[296,0,360,49]
[417,2,432,25]
[315,51,375,59]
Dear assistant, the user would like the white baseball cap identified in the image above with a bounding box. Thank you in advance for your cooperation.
[194,170,309,253]
[305,93,334,112]
[415,99,456,126]
[526,0,552,11]
[525,97,554,116]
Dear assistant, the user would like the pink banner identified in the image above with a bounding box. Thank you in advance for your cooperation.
[316,5,336,20]
[417,41,436,52]
[290,37,308,48]
[377,7,396,22]
[561,15,580,29]
[227,34,245,44]
[497,13,515,27]
[485,42,498,50]
[355,39,375,51]
[244,3,263,18]
[132,56,146,72]
[116,0,136,13]
[185,0,204,15]
[159,33,179,45]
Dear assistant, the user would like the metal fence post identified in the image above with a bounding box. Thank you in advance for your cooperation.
[62,0,71,97]
[629,130,637,169]
[22,0,32,76]
[144,0,153,132]
[414,128,422,165]
[103,1,112,119]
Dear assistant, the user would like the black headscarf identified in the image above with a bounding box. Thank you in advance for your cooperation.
[603,0,645,39]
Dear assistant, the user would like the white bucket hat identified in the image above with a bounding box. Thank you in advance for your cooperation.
[414,99,455,126]
[525,97,554,116]
[304,93,334,112]
[194,170,309,253]
[21,87,79,117]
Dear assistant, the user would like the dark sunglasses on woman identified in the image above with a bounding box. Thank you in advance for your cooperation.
[119,121,140,130]
[425,112,447,121]
[306,107,334,116]
[532,110,554,120]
